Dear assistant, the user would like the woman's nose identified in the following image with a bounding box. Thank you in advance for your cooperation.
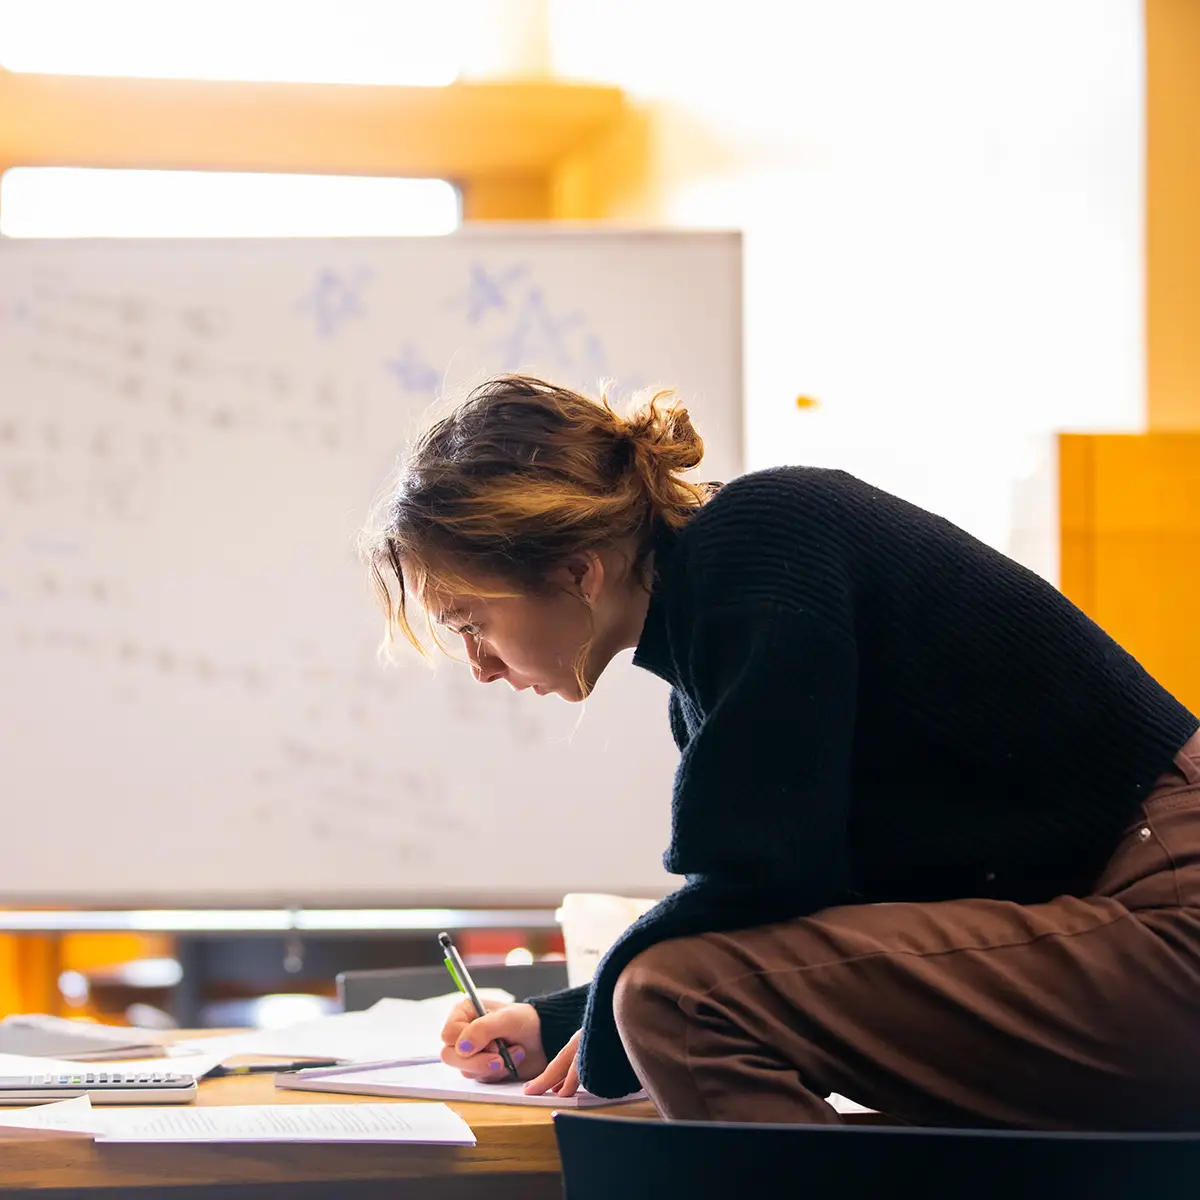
[466,638,505,684]
[472,660,505,684]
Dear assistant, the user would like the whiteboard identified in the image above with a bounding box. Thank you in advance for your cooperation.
[0,230,742,906]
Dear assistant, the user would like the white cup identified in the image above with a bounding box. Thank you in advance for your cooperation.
[555,893,659,988]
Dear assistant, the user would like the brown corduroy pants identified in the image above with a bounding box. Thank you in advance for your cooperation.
[613,729,1200,1130]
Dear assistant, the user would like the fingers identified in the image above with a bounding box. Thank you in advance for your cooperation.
[448,1008,523,1059]
[524,1031,580,1096]
[440,1040,526,1080]
[439,998,474,1046]
[439,996,500,1046]
[552,1055,581,1098]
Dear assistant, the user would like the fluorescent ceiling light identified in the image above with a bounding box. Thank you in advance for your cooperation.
[0,168,461,238]
[0,0,459,85]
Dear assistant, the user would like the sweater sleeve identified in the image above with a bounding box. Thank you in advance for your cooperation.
[525,984,589,1059]
[577,609,860,1098]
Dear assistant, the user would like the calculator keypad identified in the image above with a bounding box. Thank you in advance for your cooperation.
[40,1072,188,1086]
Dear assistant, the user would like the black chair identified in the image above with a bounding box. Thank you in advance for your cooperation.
[337,960,569,1011]
[553,1111,1200,1200]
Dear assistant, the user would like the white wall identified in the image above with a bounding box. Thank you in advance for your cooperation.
[546,0,1145,580]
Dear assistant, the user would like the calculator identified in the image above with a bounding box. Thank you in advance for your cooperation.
[0,1070,198,1104]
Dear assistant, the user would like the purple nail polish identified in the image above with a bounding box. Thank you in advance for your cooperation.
[513,1047,525,1064]
[489,1059,502,1071]
[458,1041,473,1054]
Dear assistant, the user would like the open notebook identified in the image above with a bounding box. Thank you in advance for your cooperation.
[277,1060,647,1109]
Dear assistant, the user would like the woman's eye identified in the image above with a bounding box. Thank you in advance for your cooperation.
[455,624,482,639]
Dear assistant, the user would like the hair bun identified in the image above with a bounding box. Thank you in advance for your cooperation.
[620,388,705,475]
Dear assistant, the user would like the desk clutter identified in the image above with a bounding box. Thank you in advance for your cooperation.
[0,986,680,1147]
[172,989,516,1066]
[0,906,676,1148]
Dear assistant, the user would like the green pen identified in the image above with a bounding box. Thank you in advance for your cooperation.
[438,931,519,1081]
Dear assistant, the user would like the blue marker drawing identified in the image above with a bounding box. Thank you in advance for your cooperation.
[495,287,583,371]
[449,262,528,325]
[384,344,440,394]
[297,268,370,337]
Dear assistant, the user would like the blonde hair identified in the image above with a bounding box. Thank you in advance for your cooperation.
[360,374,715,685]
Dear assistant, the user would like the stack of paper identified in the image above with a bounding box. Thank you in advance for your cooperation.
[175,991,508,1067]
[0,1015,171,1061]
[0,1095,475,1145]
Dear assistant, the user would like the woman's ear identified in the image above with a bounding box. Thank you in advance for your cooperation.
[550,553,605,600]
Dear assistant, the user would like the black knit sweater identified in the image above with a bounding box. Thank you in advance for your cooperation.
[528,466,1198,1098]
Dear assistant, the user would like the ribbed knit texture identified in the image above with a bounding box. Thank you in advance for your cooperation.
[528,466,1199,1098]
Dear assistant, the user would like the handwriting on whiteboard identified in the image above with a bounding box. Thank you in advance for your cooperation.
[448,261,529,325]
[296,267,371,338]
[384,344,440,394]
[374,259,649,398]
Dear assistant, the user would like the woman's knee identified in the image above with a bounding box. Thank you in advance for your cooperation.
[612,938,708,1042]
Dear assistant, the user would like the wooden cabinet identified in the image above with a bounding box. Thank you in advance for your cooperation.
[1060,432,1200,710]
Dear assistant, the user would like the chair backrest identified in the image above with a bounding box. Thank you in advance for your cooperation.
[337,960,569,1011]
[553,1111,1200,1200]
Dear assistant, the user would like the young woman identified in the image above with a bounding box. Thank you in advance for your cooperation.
[362,374,1200,1130]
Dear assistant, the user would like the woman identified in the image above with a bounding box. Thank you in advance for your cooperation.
[362,374,1200,1130]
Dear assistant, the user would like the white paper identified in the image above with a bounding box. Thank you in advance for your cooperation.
[178,1027,436,1066]
[279,1059,646,1109]
[174,990,509,1065]
[160,1051,224,1078]
[0,1014,170,1059]
[828,1093,876,1116]
[0,1095,97,1137]
[1,1014,162,1040]
[92,1101,475,1145]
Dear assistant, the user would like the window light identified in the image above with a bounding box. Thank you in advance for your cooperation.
[0,169,461,238]
[0,0,458,86]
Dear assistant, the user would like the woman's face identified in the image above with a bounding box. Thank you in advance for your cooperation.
[407,553,645,702]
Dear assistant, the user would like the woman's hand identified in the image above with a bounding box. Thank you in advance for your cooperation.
[522,1029,582,1098]
[439,999,547,1082]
